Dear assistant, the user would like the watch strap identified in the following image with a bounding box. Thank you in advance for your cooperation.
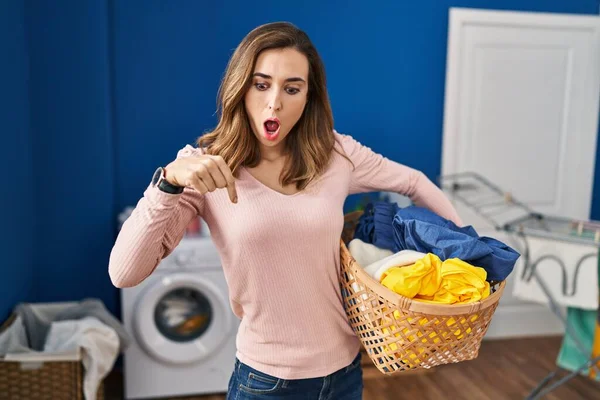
[152,167,184,194]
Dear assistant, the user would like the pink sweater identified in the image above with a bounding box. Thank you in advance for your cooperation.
[109,131,462,379]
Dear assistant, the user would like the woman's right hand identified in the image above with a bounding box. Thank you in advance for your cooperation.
[164,155,238,203]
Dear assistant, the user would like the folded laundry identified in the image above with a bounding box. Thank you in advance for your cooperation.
[354,202,520,281]
[380,253,490,304]
[348,238,393,269]
[363,249,426,282]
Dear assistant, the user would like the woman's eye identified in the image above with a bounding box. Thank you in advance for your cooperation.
[286,87,300,95]
[254,82,268,90]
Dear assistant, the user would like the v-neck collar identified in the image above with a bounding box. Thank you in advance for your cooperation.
[241,167,305,198]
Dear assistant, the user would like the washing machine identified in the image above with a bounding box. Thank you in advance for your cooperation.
[121,236,239,399]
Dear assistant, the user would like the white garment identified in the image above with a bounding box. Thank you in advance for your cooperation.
[348,239,393,268]
[348,245,427,316]
[364,250,427,281]
[512,235,599,310]
[43,317,120,400]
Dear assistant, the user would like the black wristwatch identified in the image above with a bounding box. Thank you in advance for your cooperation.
[152,167,184,194]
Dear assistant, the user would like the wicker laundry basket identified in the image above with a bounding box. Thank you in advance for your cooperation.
[0,314,105,400]
[340,211,506,375]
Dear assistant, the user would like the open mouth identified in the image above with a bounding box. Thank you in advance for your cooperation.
[263,118,281,141]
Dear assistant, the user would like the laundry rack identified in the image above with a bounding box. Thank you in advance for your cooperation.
[438,172,600,400]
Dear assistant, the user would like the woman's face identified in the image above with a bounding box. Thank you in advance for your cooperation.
[244,47,309,153]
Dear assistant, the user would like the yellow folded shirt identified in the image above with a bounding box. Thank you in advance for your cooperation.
[380,253,490,304]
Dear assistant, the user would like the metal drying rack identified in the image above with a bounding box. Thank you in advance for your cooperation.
[438,172,600,399]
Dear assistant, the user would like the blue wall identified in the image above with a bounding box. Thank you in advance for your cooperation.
[2,0,599,320]
[113,0,600,214]
[25,0,118,314]
[112,1,219,211]
[0,1,35,322]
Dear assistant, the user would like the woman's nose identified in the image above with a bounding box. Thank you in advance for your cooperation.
[267,93,282,111]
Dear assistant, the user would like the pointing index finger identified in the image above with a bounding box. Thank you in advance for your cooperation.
[227,181,238,204]
[211,155,238,204]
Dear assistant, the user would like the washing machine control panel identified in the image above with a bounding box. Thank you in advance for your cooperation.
[157,237,221,272]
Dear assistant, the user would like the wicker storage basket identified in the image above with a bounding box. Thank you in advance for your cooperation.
[0,314,105,400]
[340,211,506,375]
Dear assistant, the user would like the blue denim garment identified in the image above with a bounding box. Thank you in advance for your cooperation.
[226,352,363,399]
[353,202,398,252]
[354,203,520,281]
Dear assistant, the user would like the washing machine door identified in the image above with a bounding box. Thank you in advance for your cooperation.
[132,272,233,365]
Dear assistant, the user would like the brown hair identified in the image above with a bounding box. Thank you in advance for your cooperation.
[197,21,347,190]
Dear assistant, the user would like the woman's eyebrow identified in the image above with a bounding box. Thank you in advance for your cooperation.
[253,72,306,83]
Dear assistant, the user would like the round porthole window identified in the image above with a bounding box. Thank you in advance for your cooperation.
[154,287,213,343]
[133,273,233,364]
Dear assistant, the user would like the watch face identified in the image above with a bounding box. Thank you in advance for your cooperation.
[152,167,163,186]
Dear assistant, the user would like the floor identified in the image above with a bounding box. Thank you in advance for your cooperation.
[104,336,600,400]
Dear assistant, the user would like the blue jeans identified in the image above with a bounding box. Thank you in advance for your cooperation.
[226,352,363,399]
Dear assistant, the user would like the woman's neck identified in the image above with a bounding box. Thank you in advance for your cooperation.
[259,142,287,163]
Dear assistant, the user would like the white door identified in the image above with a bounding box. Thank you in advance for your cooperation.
[441,8,600,338]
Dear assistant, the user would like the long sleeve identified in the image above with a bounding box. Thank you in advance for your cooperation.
[108,146,205,288]
[338,132,463,226]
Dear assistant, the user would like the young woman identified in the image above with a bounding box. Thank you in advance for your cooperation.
[109,21,462,400]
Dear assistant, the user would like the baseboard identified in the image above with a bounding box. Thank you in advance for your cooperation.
[484,303,565,339]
